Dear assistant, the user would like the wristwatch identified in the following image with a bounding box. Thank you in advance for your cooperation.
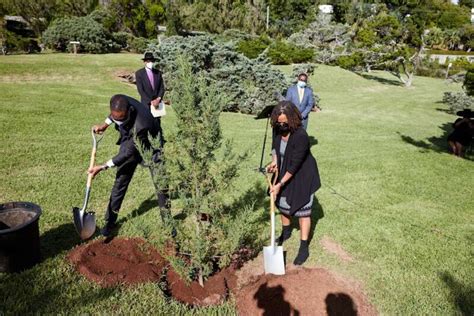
[279,180,285,187]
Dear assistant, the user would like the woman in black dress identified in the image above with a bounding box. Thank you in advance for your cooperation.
[267,101,321,265]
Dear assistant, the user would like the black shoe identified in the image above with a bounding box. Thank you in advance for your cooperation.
[101,223,117,237]
[275,225,292,246]
[293,240,309,265]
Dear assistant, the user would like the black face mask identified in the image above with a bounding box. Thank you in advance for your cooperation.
[276,122,290,135]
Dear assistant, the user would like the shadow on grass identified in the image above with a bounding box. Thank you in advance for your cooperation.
[439,271,474,315]
[41,223,81,260]
[399,124,474,161]
[357,73,404,86]
[0,267,117,314]
[117,195,157,226]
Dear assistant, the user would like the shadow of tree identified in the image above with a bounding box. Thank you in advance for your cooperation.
[325,292,358,316]
[357,73,404,86]
[439,271,474,315]
[254,282,300,316]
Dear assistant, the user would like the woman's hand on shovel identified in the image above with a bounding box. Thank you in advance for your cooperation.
[269,183,282,198]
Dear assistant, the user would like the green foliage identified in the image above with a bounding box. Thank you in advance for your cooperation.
[236,35,271,59]
[107,0,166,38]
[442,91,474,113]
[145,56,258,284]
[42,16,120,53]
[267,40,314,65]
[464,69,474,97]
[168,0,265,35]
[150,35,288,114]
[336,53,365,71]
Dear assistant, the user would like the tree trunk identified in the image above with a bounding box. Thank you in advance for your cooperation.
[198,268,204,287]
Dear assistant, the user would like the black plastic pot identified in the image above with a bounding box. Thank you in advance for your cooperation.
[0,202,42,272]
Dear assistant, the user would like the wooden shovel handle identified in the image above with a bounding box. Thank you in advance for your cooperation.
[86,128,97,188]
[266,169,279,215]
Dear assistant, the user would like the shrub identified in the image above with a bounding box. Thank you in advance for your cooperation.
[267,40,314,65]
[149,35,289,114]
[442,91,474,113]
[3,30,40,53]
[464,69,474,96]
[236,35,271,59]
[128,36,151,53]
[42,16,120,53]
[336,53,364,70]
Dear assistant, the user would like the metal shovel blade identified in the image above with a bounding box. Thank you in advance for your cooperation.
[264,244,285,275]
[72,207,96,240]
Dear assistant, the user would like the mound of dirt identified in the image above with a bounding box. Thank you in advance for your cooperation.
[67,237,237,307]
[236,267,377,316]
[68,237,166,286]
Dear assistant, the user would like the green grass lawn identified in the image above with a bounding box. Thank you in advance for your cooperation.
[0,53,472,315]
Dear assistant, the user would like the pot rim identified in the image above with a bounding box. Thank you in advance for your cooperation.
[0,201,42,234]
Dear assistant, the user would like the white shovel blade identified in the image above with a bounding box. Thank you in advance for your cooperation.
[263,245,285,275]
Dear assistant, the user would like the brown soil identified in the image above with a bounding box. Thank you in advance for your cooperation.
[320,236,355,263]
[68,237,167,286]
[67,237,237,307]
[68,238,375,313]
[0,208,35,229]
[236,267,377,316]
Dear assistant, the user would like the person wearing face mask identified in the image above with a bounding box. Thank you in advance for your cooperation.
[90,94,165,237]
[135,52,166,146]
[285,73,315,130]
[266,101,321,265]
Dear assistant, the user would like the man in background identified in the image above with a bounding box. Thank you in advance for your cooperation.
[285,73,315,130]
[135,52,165,145]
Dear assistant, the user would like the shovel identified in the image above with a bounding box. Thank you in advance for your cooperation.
[263,171,285,275]
[73,128,102,240]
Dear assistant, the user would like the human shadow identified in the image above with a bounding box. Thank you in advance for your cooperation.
[40,222,82,260]
[309,135,319,147]
[325,292,358,316]
[254,282,300,316]
[439,271,474,315]
[357,73,404,86]
[399,124,474,161]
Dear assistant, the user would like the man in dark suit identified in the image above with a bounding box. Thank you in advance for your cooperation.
[90,94,164,236]
[135,52,165,145]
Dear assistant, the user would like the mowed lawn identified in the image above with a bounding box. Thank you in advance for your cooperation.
[0,54,472,315]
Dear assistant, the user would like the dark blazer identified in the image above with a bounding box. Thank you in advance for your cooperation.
[135,68,165,106]
[109,95,159,167]
[272,127,321,215]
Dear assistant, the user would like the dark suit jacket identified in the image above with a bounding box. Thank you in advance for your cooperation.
[272,127,321,215]
[108,95,159,167]
[135,67,165,106]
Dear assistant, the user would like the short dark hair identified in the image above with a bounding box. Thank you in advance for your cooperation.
[110,95,129,112]
[298,73,308,80]
[270,101,302,133]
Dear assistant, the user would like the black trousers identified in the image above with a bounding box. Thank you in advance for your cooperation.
[105,153,169,226]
